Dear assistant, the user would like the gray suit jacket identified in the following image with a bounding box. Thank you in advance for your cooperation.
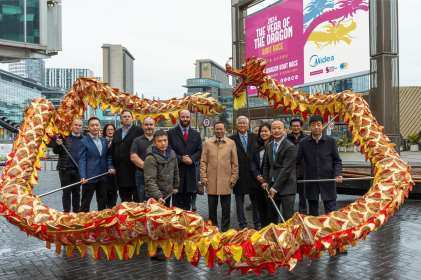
[262,138,297,196]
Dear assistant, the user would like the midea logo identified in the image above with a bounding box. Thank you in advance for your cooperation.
[309,55,335,67]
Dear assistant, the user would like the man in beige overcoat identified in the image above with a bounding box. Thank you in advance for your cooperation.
[200,121,239,232]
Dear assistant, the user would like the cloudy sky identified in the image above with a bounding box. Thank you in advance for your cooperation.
[3,1,420,99]
[45,0,232,99]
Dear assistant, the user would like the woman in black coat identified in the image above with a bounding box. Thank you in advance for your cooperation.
[103,123,118,208]
[250,123,273,228]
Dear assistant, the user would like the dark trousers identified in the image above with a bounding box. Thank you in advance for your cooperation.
[119,187,138,202]
[173,192,192,210]
[105,175,118,208]
[308,199,336,216]
[135,170,146,202]
[250,188,270,227]
[80,179,107,212]
[297,182,307,214]
[191,193,197,210]
[268,194,295,224]
[248,192,262,229]
[208,195,231,232]
[58,169,80,213]
[234,194,248,228]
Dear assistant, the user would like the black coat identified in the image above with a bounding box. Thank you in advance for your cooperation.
[251,144,265,178]
[110,125,144,188]
[229,132,258,194]
[287,132,307,178]
[50,135,84,170]
[168,126,202,193]
[262,138,297,196]
[296,135,342,200]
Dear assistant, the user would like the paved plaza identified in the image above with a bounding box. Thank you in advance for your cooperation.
[0,167,421,280]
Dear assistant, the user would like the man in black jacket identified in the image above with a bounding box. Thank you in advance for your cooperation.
[167,110,202,210]
[287,118,307,214]
[50,118,84,213]
[297,115,343,216]
[110,110,144,202]
[230,116,259,229]
[262,120,297,222]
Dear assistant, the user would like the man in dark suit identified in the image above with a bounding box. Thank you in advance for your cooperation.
[297,115,343,216]
[287,118,307,214]
[50,118,84,213]
[110,110,144,202]
[262,120,297,222]
[167,110,202,210]
[79,117,115,212]
[230,116,259,229]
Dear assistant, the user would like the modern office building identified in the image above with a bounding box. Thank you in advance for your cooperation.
[45,68,94,91]
[102,44,135,93]
[0,0,62,62]
[8,59,45,85]
[0,69,43,123]
[184,59,233,132]
[42,87,65,108]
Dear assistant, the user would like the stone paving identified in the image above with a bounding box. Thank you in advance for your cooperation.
[1,167,421,279]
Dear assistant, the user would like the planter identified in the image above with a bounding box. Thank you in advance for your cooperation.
[410,144,419,152]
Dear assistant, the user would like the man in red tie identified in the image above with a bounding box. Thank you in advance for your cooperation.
[167,110,202,210]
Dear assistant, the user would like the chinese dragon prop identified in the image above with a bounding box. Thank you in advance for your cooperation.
[0,58,413,275]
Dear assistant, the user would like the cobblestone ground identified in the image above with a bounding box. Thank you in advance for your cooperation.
[1,165,421,280]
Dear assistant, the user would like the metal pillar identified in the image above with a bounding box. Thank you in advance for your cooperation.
[369,0,400,148]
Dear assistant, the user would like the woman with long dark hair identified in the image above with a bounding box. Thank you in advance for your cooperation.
[251,123,272,227]
[102,123,118,208]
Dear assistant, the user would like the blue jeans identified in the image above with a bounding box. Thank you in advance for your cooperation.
[135,170,146,202]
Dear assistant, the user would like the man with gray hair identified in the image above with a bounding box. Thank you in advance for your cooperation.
[229,115,260,229]
[130,117,156,202]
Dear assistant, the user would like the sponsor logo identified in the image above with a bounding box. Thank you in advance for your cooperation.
[325,66,337,73]
[310,69,323,76]
[309,55,335,67]
[339,62,349,70]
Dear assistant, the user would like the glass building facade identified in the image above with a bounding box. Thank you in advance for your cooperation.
[45,68,94,91]
[0,69,42,124]
[8,59,45,85]
[0,0,40,44]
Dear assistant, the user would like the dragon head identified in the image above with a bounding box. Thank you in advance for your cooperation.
[225,57,268,110]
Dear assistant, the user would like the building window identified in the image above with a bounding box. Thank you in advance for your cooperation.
[0,0,39,44]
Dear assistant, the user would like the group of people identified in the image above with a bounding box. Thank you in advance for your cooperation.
[50,109,202,214]
[51,110,343,237]
[200,115,342,232]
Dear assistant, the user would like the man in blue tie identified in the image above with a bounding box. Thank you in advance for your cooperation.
[229,116,260,229]
[261,120,297,223]
[79,117,115,212]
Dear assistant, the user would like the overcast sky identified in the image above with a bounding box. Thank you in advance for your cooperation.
[45,0,232,99]
[2,1,420,99]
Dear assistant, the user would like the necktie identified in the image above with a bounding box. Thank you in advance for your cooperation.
[183,128,188,142]
[93,137,102,156]
[273,142,278,160]
[241,134,247,151]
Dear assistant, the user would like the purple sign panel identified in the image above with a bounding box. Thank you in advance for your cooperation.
[245,0,304,94]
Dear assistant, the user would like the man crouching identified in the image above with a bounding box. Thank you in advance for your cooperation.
[144,129,179,206]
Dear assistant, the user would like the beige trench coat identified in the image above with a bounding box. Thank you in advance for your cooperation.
[200,137,239,195]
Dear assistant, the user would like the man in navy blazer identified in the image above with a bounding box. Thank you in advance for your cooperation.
[79,117,115,212]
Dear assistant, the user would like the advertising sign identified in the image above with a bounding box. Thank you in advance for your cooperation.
[245,0,369,93]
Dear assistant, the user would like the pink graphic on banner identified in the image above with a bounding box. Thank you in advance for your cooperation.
[245,0,304,94]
